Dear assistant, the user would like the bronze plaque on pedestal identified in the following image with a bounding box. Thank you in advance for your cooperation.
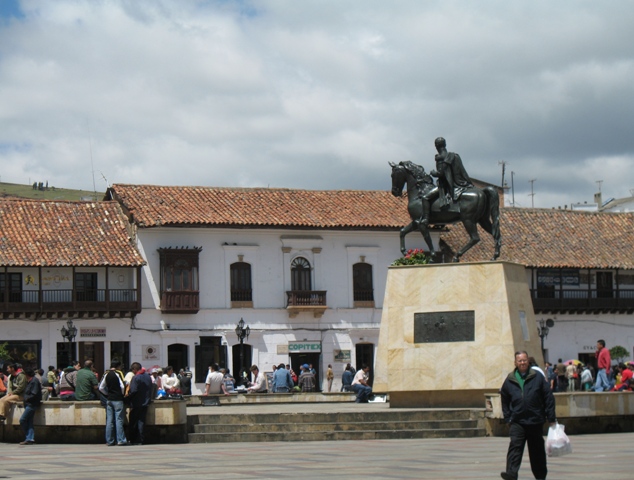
[414,311,475,343]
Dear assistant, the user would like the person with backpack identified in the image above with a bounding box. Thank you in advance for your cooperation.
[19,367,42,445]
[100,360,128,446]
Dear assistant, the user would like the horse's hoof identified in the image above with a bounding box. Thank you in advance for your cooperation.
[452,257,460,263]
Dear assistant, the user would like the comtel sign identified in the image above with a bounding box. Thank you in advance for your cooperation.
[288,342,321,353]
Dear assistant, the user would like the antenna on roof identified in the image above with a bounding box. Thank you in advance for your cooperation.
[498,160,507,187]
[88,122,97,201]
[100,172,110,189]
[528,178,537,208]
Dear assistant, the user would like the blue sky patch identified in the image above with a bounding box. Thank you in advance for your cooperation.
[0,0,24,21]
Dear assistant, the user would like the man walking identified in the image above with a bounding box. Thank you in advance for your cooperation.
[594,339,612,392]
[19,367,42,445]
[127,362,153,445]
[101,360,128,446]
[500,351,556,480]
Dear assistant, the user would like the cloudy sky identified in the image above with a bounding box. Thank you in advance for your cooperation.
[1,0,633,208]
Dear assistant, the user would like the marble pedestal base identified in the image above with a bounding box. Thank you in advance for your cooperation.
[374,261,543,408]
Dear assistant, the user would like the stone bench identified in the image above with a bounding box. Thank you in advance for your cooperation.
[485,391,634,436]
[0,399,187,444]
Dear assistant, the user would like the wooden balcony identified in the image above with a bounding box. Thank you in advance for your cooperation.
[161,291,199,314]
[531,288,634,313]
[286,290,327,318]
[0,288,141,319]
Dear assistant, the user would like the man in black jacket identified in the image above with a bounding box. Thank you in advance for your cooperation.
[126,362,153,445]
[102,360,128,446]
[19,367,41,445]
[500,351,556,480]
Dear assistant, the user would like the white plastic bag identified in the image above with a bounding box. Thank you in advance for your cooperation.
[546,422,572,457]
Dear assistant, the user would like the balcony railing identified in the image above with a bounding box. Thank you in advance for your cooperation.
[161,290,199,313]
[531,288,634,312]
[286,290,327,318]
[1,288,140,318]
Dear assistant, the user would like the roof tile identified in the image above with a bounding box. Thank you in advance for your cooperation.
[0,199,145,267]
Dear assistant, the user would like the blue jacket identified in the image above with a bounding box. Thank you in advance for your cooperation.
[272,368,294,391]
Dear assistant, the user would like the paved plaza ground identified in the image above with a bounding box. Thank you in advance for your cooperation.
[1,431,632,479]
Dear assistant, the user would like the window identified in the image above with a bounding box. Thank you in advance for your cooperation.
[158,248,201,313]
[291,257,312,291]
[75,272,98,302]
[353,263,374,303]
[230,262,252,303]
[0,272,22,302]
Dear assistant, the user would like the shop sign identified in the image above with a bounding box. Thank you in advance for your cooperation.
[288,342,321,353]
[80,327,106,337]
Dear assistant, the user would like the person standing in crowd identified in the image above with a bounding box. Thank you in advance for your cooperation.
[19,367,42,445]
[555,359,566,392]
[75,360,98,401]
[0,363,27,422]
[565,362,577,392]
[127,362,153,445]
[101,360,128,446]
[341,365,354,392]
[580,364,593,391]
[298,364,316,392]
[500,351,556,480]
[178,368,192,396]
[204,364,228,395]
[272,363,294,393]
[351,364,372,403]
[326,364,334,392]
[594,339,612,392]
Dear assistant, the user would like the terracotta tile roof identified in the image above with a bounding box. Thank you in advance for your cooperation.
[439,208,634,269]
[0,199,145,267]
[108,184,412,229]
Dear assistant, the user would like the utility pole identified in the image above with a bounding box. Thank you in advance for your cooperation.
[498,160,507,188]
[511,171,515,207]
[529,179,537,208]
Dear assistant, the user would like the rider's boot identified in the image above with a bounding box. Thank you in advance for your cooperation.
[419,200,430,227]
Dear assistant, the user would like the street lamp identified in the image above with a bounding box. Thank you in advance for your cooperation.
[235,318,250,385]
[537,318,554,361]
[60,319,78,365]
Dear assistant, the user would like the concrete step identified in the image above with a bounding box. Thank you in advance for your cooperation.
[187,408,486,443]
[189,409,474,426]
[188,427,485,443]
[191,419,479,434]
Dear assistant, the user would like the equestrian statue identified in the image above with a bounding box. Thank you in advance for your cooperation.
[390,137,501,262]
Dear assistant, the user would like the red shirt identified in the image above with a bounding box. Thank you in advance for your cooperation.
[621,368,633,383]
[597,347,611,371]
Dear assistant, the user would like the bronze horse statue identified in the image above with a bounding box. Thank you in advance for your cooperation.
[390,161,501,262]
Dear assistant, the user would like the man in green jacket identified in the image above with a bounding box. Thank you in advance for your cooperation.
[75,360,98,401]
[0,363,27,421]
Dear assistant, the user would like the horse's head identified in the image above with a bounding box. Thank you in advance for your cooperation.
[389,161,406,197]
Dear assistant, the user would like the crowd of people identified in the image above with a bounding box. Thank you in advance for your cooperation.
[542,340,632,393]
[0,360,196,446]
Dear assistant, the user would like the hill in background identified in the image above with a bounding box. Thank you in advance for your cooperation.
[0,182,104,202]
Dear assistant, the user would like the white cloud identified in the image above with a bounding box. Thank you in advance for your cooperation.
[0,0,633,208]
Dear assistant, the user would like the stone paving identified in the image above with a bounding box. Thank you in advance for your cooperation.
[1,431,632,479]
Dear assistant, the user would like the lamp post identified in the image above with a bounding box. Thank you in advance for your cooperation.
[235,318,250,386]
[537,318,554,361]
[60,319,78,366]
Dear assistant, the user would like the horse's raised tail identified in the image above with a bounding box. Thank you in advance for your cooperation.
[483,186,502,260]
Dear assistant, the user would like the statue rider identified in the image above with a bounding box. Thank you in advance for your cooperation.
[420,137,474,226]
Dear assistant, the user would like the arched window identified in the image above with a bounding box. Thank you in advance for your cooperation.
[230,262,252,303]
[291,257,312,291]
[353,262,374,303]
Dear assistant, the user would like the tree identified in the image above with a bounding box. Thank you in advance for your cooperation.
[609,345,629,363]
[0,342,9,368]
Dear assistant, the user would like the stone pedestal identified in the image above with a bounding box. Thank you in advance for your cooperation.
[374,261,543,408]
